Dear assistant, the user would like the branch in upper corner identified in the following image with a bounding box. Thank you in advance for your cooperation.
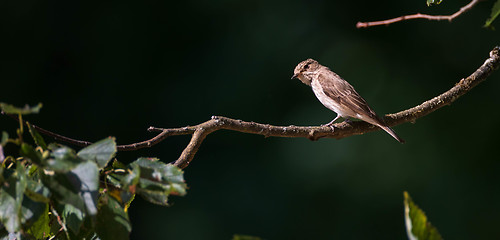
[356,0,480,28]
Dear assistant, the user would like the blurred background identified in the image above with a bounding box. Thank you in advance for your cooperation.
[1,0,500,239]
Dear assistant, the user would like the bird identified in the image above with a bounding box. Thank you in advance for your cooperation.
[291,58,404,143]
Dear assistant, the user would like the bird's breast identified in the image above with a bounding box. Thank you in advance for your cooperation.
[311,79,347,116]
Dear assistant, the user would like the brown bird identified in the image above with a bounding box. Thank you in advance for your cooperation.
[291,58,404,143]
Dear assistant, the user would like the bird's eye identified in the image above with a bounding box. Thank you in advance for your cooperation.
[304,64,309,70]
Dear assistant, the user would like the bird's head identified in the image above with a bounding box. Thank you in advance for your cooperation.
[291,58,320,86]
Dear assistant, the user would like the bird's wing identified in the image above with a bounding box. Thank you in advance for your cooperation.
[317,71,383,124]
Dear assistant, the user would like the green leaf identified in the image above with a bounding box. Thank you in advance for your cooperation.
[62,204,85,235]
[485,0,500,29]
[26,204,51,239]
[25,179,50,204]
[77,137,116,169]
[96,194,131,240]
[42,161,99,216]
[233,234,262,240]
[71,161,99,216]
[404,192,443,240]
[106,161,140,189]
[426,0,442,6]
[0,164,27,233]
[42,173,84,212]
[122,161,140,189]
[131,158,187,206]
[20,194,47,227]
[46,144,84,172]
[20,143,43,166]
[1,132,8,146]
[0,103,42,115]
[27,124,47,150]
[106,162,140,207]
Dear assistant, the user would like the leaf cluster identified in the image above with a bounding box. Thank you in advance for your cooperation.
[0,103,187,239]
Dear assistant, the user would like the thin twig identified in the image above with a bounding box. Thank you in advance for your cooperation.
[356,0,480,28]
[2,47,499,169]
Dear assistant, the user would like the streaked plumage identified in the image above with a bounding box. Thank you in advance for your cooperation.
[291,58,404,143]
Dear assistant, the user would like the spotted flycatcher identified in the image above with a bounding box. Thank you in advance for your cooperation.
[292,58,404,143]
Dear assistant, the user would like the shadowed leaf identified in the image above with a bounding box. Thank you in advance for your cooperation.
[27,124,47,150]
[20,143,43,166]
[1,132,8,146]
[26,204,50,239]
[96,194,131,240]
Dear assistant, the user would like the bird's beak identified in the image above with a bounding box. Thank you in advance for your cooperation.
[291,73,298,79]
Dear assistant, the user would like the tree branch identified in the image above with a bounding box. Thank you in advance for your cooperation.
[356,0,480,28]
[3,47,499,169]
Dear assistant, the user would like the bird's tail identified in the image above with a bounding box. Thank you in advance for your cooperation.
[379,125,405,143]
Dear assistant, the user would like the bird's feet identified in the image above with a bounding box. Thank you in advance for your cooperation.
[321,122,335,132]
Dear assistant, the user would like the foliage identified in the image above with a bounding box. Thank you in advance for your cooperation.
[232,234,263,240]
[404,192,443,240]
[0,103,187,239]
[424,0,500,29]
[232,234,262,240]
[426,0,442,7]
[485,0,500,29]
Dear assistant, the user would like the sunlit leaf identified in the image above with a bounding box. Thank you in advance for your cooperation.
[0,179,22,233]
[0,103,42,115]
[0,164,27,232]
[62,204,85,235]
[426,0,442,6]
[134,158,185,186]
[485,0,500,29]
[42,161,99,216]
[71,161,99,216]
[77,137,116,169]
[404,192,443,240]
[130,158,187,206]
[96,194,131,240]
[122,162,140,189]
[46,144,84,172]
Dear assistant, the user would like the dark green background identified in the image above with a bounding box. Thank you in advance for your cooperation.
[2,0,500,239]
